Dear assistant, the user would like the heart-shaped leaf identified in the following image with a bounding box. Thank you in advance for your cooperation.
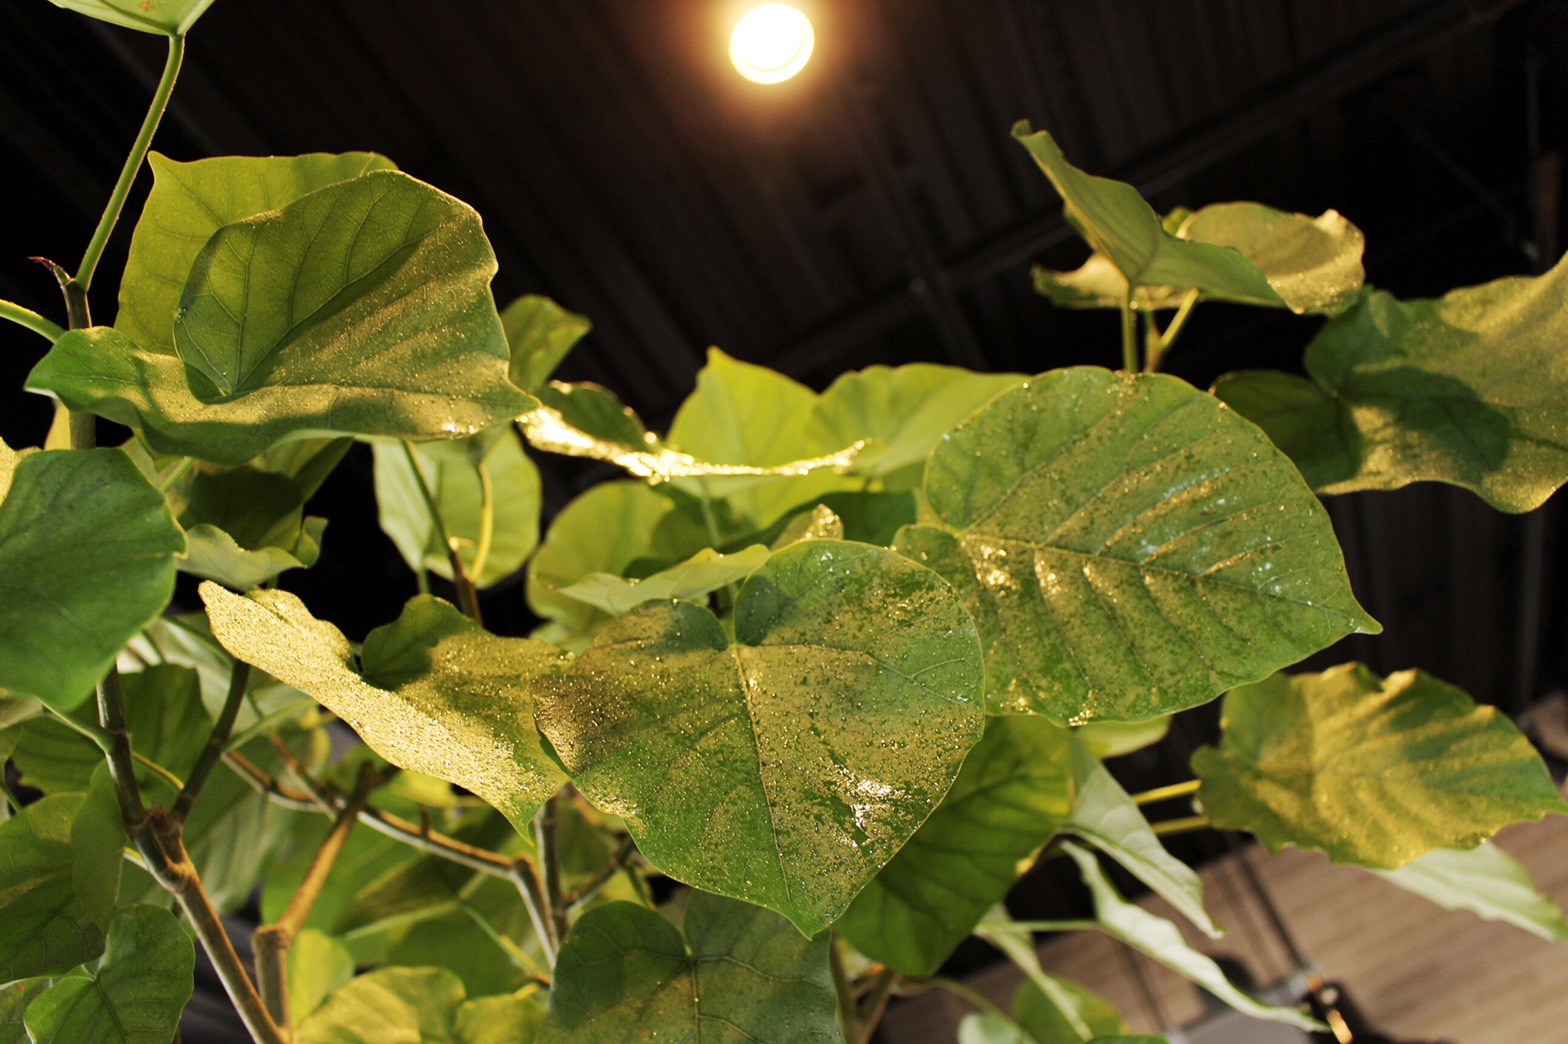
[30,172,534,465]
[1193,665,1568,867]
[0,444,184,711]
[46,0,216,35]
[539,891,838,1043]
[902,367,1378,722]
[1369,841,1568,941]
[1215,256,1568,512]
[536,539,985,934]
[22,905,193,1044]
[117,152,397,352]
[201,585,568,834]
[837,715,1073,975]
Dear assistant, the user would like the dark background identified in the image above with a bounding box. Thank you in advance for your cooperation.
[3,0,1566,1033]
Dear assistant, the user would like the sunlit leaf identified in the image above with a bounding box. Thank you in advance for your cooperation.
[557,544,771,616]
[1369,841,1568,941]
[538,892,838,1042]
[1175,203,1364,315]
[1193,665,1568,867]
[837,715,1073,975]
[22,905,193,1044]
[374,426,542,588]
[287,929,355,1023]
[1064,741,1220,937]
[117,152,396,352]
[1059,842,1320,1030]
[46,0,216,34]
[0,444,184,711]
[502,294,592,391]
[0,795,105,981]
[31,172,534,465]
[958,1011,1029,1044]
[901,367,1377,721]
[1013,124,1277,303]
[294,967,540,1044]
[537,539,984,934]
[1216,257,1568,512]
[772,504,845,548]
[201,585,568,834]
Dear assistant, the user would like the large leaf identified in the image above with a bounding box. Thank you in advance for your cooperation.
[201,585,568,834]
[22,905,193,1044]
[556,544,771,616]
[901,367,1377,721]
[0,445,184,710]
[808,364,1024,480]
[374,426,542,588]
[1215,257,1568,511]
[536,539,985,934]
[1013,124,1277,304]
[837,715,1074,975]
[117,152,397,351]
[502,294,592,391]
[31,171,534,465]
[1193,665,1568,867]
[1059,843,1320,1031]
[539,891,838,1043]
[1369,841,1568,941]
[294,967,542,1044]
[168,463,326,589]
[1063,741,1220,937]
[46,0,215,34]
[0,795,105,982]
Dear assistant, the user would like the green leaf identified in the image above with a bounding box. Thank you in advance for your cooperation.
[502,294,592,391]
[0,445,184,711]
[537,539,985,934]
[1013,977,1128,1044]
[1012,124,1278,303]
[22,905,193,1044]
[557,544,771,616]
[1073,717,1170,760]
[808,364,1024,480]
[168,463,326,588]
[293,968,463,1043]
[902,367,1377,721]
[959,1011,1030,1044]
[0,795,104,981]
[1059,842,1321,1031]
[117,152,397,352]
[31,171,534,466]
[1193,665,1568,867]
[976,910,1111,1042]
[454,993,547,1044]
[539,891,839,1043]
[384,912,527,1000]
[287,929,356,1023]
[1215,257,1568,511]
[0,979,50,1041]
[1064,741,1220,937]
[374,427,542,588]
[1369,841,1568,941]
[1174,203,1364,315]
[837,715,1074,975]
[70,766,126,927]
[46,0,215,34]
[772,504,845,548]
[201,585,568,834]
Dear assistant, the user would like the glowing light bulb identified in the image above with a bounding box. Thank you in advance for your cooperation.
[730,4,814,84]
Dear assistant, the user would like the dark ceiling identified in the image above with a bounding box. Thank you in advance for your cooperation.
[2,0,1565,690]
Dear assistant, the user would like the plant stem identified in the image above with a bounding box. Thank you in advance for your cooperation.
[470,459,495,582]
[157,456,196,493]
[829,935,858,1036]
[1151,813,1210,837]
[77,33,185,292]
[1118,288,1138,372]
[96,669,147,832]
[564,834,636,909]
[855,967,900,1044]
[534,794,569,946]
[1131,778,1201,806]
[253,764,377,1030]
[0,299,63,343]
[42,704,115,755]
[509,858,559,967]
[1147,288,1200,372]
[172,660,251,822]
[400,440,483,623]
[923,977,1009,1020]
[992,918,1102,933]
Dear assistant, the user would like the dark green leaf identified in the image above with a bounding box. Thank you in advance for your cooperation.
[1216,257,1568,511]
[117,152,397,352]
[902,367,1377,722]
[539,891,838,1043]
[202,586,568,834]
[502,294,592,391]
[69,766,126,927]
[837,715,1074,975]
[46,0,216,35]
[0,795,104,981]
[1192,664,1568,867]
[171,464,325,589]
[537,539,985,934]
[385,912,527,1000]
[31,172,534,465]
[374,427,542,588]
[0,979,50,1041]
[1369,841,1568,941]
[1013,976,1128,1044]
[0,444,184,711]
[22,904,193,1044]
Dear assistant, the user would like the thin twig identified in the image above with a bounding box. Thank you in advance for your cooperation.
[534,794,569,946]
[399,440,483,623]
[565,834,637,909]
[173,660,251,822]
[855,967,901,1044]
[0,298,63,343]
[1151,814,1210,837]
[1130,778,1201,807]
[510,857,559,967]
